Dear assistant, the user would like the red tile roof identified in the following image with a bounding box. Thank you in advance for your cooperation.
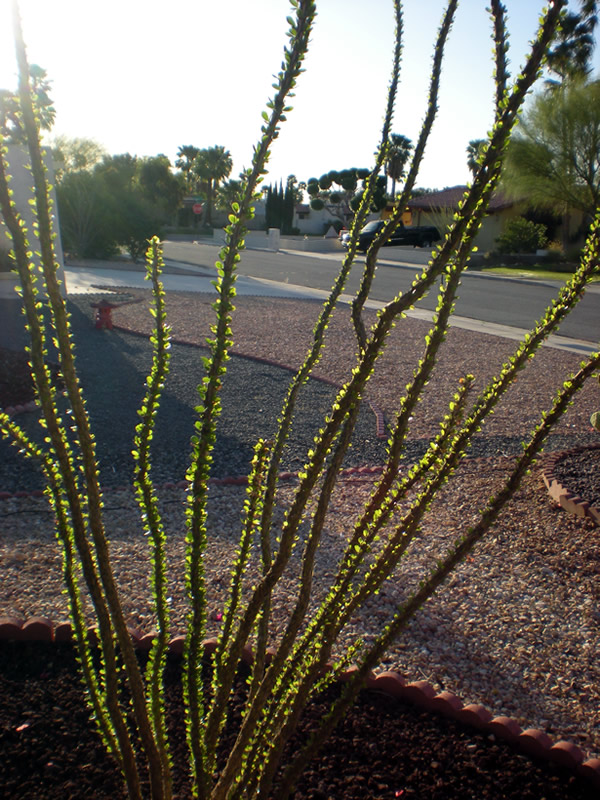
[407,185,513,212]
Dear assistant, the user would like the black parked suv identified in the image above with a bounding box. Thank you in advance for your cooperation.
[352,220,441,252]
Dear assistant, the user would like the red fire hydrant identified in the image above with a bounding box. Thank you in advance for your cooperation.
[90,299,117,330]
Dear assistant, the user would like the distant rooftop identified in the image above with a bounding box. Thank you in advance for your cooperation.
[407,185,513,212]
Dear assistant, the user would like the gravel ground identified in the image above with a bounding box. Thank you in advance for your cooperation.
[2,643,596,800]
[1,289,600,761]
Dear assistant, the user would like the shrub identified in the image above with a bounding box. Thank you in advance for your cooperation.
[324,219,344,234]
[495,215,549,254]
[55,171,121,259]
[1,2,599,799]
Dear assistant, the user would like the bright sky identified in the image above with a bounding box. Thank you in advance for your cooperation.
[1,1,598,191]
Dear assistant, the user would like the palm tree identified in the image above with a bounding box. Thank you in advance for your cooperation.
[216,178,243,211]
[0,64,55,143]
[546,0,598,83]
[385,133,413,199]
[466,139,487,176]
[175,145,200,193]
[192,145,233,226]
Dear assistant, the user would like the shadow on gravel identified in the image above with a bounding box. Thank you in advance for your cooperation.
[0,296,390,493]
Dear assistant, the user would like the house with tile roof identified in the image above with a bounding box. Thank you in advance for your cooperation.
[405,185,518,252]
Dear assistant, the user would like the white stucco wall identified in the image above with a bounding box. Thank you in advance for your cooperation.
[0,144,66,298]
[293,206,340,235]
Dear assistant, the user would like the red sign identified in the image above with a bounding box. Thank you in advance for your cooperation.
[192,203,203,215]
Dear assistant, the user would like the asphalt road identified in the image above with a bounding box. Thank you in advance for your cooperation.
[162,241,600,346]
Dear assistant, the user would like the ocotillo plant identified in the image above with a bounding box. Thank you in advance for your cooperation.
[1,1,600,799]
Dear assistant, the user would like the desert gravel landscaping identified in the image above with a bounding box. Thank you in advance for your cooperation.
[1,289,599,764]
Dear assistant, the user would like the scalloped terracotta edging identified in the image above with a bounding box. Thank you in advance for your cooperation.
[0,399,40,419]
[541,443,600,526]
[370,401,387,439]
[1,616,599,790]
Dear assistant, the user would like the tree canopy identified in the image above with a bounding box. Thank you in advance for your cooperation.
[175,144,200,193]
[545,0,598,82]
[385,134,413,198]
[264,178,296,233]
[0,64,55,143]
[466,139,487,176]
[51,135,107,183]
[307,169,387,225]
[57,152,181,261]
[136,154,183,217]
[192,145,233,226]
[502,79,600,226]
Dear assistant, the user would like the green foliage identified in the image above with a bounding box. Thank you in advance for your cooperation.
[4,2,600,800]
[192,145,233,226]
[545,0,598,82]
[0,63,55,143]
[264,179,296,233]
[175,144,201,193]
[56,151,180,260]
[495,215,549,254]
[56,170,121,259]
[502,80,600,221]
[114,192,161,263]
[136,154,183,219]
[307,168,386,224]
[216,178,243,212]
[50,135,107,183]
[466,138,487,176]
[385,133,413,197]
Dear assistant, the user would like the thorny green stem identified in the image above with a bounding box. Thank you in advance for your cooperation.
[132,239,173,785]
[0,123,145,800]
[365,0,567,337]
[0,417,126,772]
[352,0,458,350]
[10,4,168,796]
[231,245,471,794]
[2,2,589,799]
[224,402,363,798]
[350,0,405,350]
[207,6,407,790]
[490,0,509,115]
[185,3,318,795]
[276,202,600,795]
[247,0,404,673]
[277,346,600,800]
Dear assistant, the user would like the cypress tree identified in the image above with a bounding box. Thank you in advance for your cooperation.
[277,180,284,229]
[283,183,294,234]
[265,184,273,230]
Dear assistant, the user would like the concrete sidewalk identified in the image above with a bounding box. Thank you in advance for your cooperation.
[59,260,598,356]
[64,259,324,300]
[0,259,595,355]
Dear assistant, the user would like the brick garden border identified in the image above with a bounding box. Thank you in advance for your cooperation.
[0,617,599,790]
[541,443,600,526]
